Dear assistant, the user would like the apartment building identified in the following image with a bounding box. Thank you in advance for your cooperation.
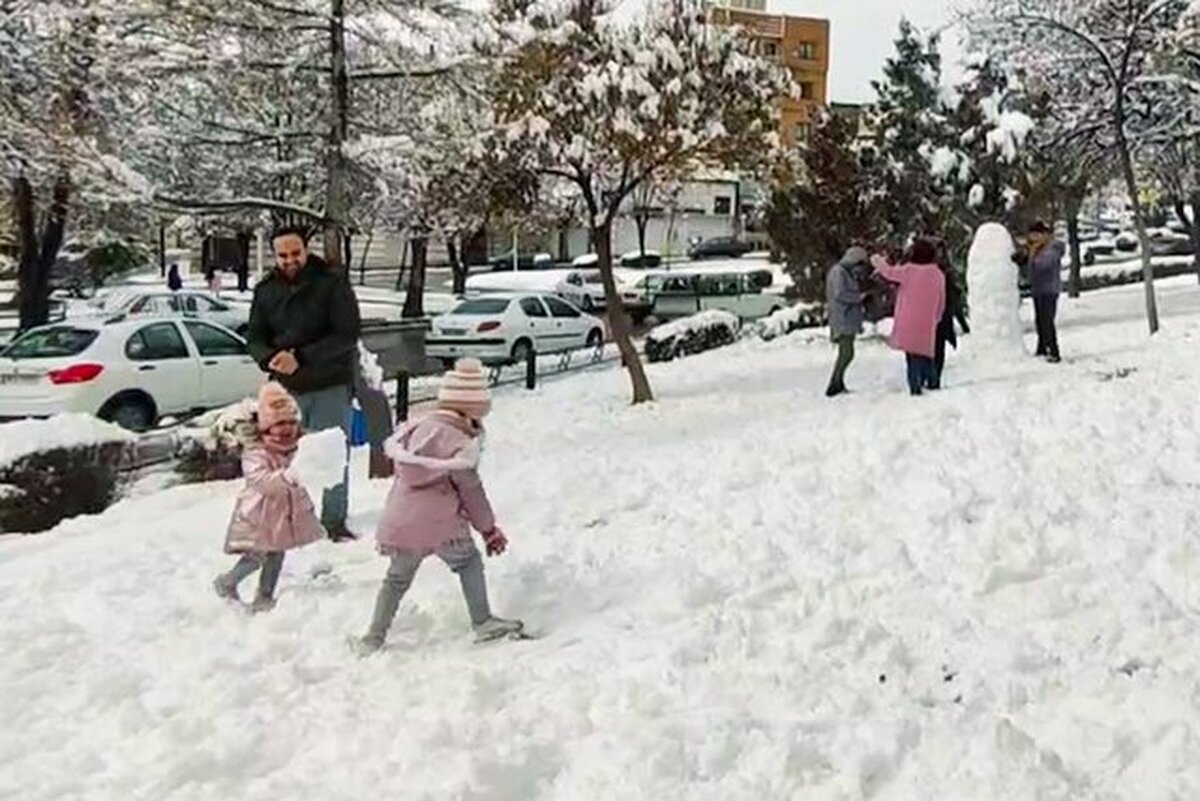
[709,4,831,147]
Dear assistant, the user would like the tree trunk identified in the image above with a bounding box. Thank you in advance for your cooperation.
[15,175,70,331]
[1065,204,1083,299]
[1117,134,1159,334]
[557,226,570,263]
[402,236,427,318]
[635,215,648,259]
[323,0,349,270]
[594,221,653,404]
[447,236,468,295]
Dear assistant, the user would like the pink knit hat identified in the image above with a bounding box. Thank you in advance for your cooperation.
[257,382,300,431]
[437,358,491,419]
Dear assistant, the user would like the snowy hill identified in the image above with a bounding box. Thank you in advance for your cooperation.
[4,279,1200,799]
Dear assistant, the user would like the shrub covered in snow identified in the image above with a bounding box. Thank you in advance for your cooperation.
[0,415,134,534]
[173,400,256,484]
[645,310,740,363]
[754,303,826,341]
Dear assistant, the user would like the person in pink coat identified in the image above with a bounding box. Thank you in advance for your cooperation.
[357,358,523,653]
[213,382,325,612]
[871,238,947,396]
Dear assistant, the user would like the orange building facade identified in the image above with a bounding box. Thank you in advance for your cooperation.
[708,6,830,148]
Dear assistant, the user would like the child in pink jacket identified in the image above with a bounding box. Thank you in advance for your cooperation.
[357,358,522,653]
[871,239,946,396]
[213,382,325,612]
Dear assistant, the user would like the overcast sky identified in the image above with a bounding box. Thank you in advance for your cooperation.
[774,0,966,104]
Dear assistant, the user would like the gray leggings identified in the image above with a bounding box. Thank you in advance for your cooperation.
[222,552,285,600]
[364,539,491,646]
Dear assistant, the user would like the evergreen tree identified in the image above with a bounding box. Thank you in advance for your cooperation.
[765,110,884,303]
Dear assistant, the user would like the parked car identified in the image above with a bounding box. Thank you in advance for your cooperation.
[488,251,555,271]
[0,316,264,431]
[620,250,663,269]
[687,237,754,260]
[426,293,606,366]
[1149,232,1195,257]
[71,289,250,335]
[554,269,654,320]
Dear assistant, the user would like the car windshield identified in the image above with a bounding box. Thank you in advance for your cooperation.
[451,298,511,315]
[2,326,99,359]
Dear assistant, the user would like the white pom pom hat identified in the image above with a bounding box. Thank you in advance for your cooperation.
[437,358,491,419]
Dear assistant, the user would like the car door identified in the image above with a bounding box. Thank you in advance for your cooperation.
[542,296,590,349]
[182,320,263,407]
[517,297,554,352]
[122,321,203,414]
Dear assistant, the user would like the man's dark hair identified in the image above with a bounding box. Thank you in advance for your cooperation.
[270,225,310,244]
[909,238,938,264]
[1029,221,1051,235]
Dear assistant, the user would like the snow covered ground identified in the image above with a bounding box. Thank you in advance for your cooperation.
[4,278,1200,799]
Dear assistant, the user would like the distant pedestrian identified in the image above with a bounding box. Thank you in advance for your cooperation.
[824,246,868,397]
[167,263,183,292]
[871,239,946,396]
[212,382,324,613]
[932,242,971,389]
[1026,221,1064,362]
[208,269,223,296]
[247,226,362,542]
[356,358,523,654]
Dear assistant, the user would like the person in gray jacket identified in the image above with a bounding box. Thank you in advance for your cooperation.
[1027,221,1064,362]
[825,246,869,397]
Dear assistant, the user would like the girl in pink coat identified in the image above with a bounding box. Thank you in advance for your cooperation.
[213,382,324,612]
[871,239,947,396]
[357,358,522,653]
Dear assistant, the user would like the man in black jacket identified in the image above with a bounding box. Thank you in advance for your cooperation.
[247,227,362,541]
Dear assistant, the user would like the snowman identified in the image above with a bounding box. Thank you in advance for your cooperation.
[965,223,1026,359]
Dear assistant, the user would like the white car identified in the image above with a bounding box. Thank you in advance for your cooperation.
[0,316,265,431]
[555,269,654,321]
[426,293,606,366]
[71,289,251,335]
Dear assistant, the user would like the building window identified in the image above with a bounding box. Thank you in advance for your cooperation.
[799,82,815,100]
[795,42,817,61]
[760,40,778,58]
[714,196,733,215]
[794,123,811,144]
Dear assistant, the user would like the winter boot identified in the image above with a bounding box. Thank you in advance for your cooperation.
[213,575,240,603]
[249,595,277,614]
[473,616,524,643]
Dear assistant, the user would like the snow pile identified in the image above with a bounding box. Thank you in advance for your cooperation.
[0,414,133,470]
[966,223,1026,360]
[754,302,824,340]
[9,279,1200,796]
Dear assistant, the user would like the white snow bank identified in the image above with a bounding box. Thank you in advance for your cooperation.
[357,341,384,390]
[754,302,823,340]
[291,429,347,497]
[0,414,133,470]
[6,278,1200,797]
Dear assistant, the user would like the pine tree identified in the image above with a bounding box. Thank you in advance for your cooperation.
[869,19,956,247]
[766,110,884,303]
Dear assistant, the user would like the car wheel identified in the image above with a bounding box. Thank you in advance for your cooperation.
[511,338,534,365]
[100,395,155,433]
[1083,251,1096,266]
[586,328,604,348]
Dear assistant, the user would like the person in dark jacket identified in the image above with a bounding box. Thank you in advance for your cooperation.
[247,226,362,541]
[932,242,970,389]
[167,263,183,292]
[1027,221,1064,362]
[824,246,868,397]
